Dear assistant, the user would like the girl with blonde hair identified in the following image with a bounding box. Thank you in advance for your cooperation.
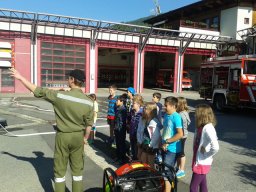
[176,97,191,178]
[129,94,144,160]
[137,102,162,168]
[190,104,219,192]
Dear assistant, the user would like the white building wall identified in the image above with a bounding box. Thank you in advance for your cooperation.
[220,7,238,39]
[0,20,221,50]
[220,6,253,40]
[236,7,253,40]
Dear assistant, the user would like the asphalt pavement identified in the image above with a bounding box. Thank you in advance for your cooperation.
[0,88,192,192]
[1,88,256,192]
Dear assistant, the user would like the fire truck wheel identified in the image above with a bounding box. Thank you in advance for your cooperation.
[213,94,225,111]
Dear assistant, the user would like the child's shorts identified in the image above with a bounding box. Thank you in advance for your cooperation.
[177,137,187,158]
[107,118,115,128]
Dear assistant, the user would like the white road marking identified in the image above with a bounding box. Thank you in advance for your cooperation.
[97,118,107,120]
[0,109,48,124]
[5,122,44,129]
[14,102,54,112]
[0,123,55,137]
[95,125,109,128]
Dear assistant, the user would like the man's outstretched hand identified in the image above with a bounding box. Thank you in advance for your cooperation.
[9,68,23,80]
[8,67,37,92]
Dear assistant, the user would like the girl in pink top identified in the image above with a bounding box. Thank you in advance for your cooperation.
[190,104,219,192]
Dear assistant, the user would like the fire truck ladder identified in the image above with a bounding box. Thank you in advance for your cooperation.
[237,26,256,40]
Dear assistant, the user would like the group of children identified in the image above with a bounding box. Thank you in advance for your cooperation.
[91,84,219,192]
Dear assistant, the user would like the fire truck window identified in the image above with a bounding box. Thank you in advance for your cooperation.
[245,61,256,74]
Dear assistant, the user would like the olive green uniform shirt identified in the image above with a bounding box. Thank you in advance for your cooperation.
[33,87,94,132]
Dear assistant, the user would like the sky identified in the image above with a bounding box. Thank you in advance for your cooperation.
[0,0,199,23]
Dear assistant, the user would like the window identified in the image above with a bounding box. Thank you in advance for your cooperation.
[1,69,14,87]
[244,60,256,74]
[203,18,210,28]
[244,18,249,24]
[211,16,219,29]
[41,42,86,88]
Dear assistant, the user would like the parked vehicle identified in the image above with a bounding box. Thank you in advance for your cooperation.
[156,69,192,90]
[199,55,256,111]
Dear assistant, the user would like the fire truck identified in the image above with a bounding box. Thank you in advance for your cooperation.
[156,69,192,90]
[199,55,256,111]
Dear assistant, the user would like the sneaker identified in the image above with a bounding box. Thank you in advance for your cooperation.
[176,170,185,179]
[111,142,116,148]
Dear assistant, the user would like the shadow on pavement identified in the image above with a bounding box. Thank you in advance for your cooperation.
[94,132,116,158]
[235,162,256,187]
[95,131,131,162]
[84,187,102,192]
[1,151,71,192]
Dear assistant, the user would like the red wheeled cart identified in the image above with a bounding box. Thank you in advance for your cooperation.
[103,161,177,192]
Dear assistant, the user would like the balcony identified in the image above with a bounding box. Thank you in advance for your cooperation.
[180,20,219,31]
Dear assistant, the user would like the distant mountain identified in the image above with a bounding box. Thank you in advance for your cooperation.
[124,15,154,26]
[108,16,154,32]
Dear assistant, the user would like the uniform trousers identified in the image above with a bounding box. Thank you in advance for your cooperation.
[54,131,84,192]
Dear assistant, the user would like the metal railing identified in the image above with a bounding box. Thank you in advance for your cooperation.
[0,8,235,45]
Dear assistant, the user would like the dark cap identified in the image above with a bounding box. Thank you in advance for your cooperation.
[69,69,85,82]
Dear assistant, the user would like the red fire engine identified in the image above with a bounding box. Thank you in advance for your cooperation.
[199,55,256,111]
[156,69,192,90]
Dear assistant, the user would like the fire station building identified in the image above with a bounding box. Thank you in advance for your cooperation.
[0,0,254,93]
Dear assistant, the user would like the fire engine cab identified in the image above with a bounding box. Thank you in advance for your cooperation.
[199,55,256,111]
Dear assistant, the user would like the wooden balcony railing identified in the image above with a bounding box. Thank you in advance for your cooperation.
[180,20,219,31]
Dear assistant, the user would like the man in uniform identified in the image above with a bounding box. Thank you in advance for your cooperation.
[9,68,94,192]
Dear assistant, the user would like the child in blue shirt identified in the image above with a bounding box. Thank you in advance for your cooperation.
[107,84,118,144]
[161,96,183,192]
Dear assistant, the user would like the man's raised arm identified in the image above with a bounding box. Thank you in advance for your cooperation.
[9,68,37,93]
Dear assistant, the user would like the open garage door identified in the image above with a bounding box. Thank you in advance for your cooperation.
[144,52,176,90]
[183,54,203,91]
[98,48,134,88]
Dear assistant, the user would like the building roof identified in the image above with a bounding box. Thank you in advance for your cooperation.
[0,8,235,45]
[144,0,244,25]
